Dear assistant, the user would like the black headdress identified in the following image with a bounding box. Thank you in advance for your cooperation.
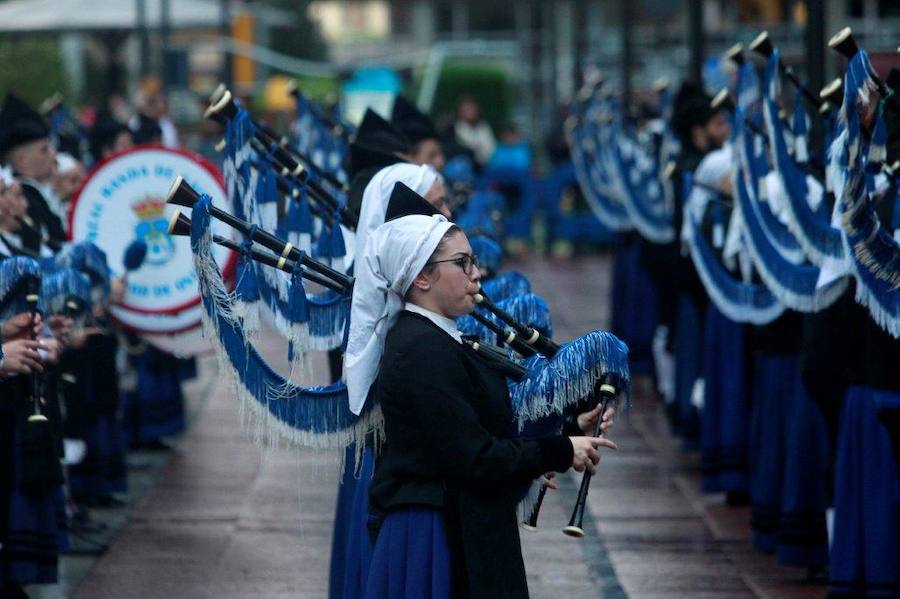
[0,94,49,158]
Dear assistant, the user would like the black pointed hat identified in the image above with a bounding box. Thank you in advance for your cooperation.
[354,108,410,155]
[347,109,410,180]
[385,181,440,222]
[391,96,439,145]
[0,94,50,158]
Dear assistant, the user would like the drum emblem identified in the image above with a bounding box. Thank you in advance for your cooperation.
[132,196,175,266]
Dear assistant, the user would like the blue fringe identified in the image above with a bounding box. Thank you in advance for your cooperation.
[762,52,844,264]
[486,293,553,337]
[51,241,111,298]
[190,192,376,447]
[480,271,531,301]
[235,252,260,305]
[222,102,350,351]
[251,260,350,350]
[839,98,900,338]
[286,187,314,235]
[509,330,630,424]
[40,268,91,316]
[0,256,42,320]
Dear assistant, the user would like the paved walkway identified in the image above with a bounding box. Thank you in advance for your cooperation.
[73,254,827,598]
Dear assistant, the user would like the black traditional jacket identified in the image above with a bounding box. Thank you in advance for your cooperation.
[369,311,573,599]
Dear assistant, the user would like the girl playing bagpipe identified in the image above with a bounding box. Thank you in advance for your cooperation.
[346,214,616,599]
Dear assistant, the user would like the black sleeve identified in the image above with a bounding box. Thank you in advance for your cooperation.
[386,343,573,491]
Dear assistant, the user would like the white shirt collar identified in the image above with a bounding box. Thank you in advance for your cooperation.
[404,302,462,344]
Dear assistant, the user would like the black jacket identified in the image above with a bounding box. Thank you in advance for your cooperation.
[369,311,573,598]
[19,181,65,255]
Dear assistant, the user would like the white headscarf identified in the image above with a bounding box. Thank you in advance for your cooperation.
[56,152,79,174]
[354,163,440,266]
[345,214,455,414]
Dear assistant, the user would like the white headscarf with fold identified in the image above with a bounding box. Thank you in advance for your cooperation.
[354,163,440,266]
[345,214,455,414]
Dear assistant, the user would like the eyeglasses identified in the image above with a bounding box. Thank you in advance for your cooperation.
[426,254,479,275]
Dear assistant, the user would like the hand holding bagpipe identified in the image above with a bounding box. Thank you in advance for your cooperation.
[563,377,620,538]
[0,306,44,377]
[522,376,618,532]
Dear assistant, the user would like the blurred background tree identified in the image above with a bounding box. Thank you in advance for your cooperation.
[259,0,327,62]
[0,37,68,106]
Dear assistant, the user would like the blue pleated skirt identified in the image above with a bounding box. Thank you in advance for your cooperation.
[364,508,452,599]
[700,304,749,494]
[610,234,658,377]
[830,386,900,596]
[122,347,186,444]
[673,294,703,448]
[748,354,789,553]
[748,354,828,567]
[329,444,376,599]
[68,413,128,498]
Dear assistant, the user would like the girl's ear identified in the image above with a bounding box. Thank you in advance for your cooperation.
[411,270,431,292]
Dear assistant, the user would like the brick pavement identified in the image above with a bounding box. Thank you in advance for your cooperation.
[74,254,826,598]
